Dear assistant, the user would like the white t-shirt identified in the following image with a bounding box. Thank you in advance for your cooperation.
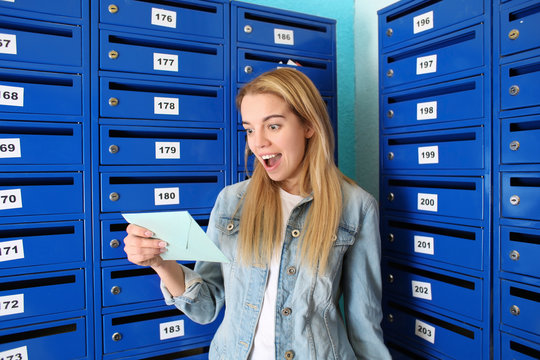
[249,189,304,360]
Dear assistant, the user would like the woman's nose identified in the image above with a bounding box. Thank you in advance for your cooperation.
[252,130,270,148]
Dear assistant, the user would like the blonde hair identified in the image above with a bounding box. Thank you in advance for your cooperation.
[236,68,352,274]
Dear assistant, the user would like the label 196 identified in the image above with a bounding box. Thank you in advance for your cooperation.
[412,280,432,300]
[414,235,434,255]
[159,319,184,340]
[418,145,439,164]
[0,189,22,210]
[0,138,21,158]
[0,293,24,317]
[153,53,178,72]
[0,346,28,360]
[154,97,179,115]
[0,33,17,55]
[151,7,177,28]
[155,141,180,159]
[154,187,179,206]
[274,28,294,45]
[413,11,434,34]
[415,319,435,343]
[416,101,437,120]
[417,193,437,212]
[0,85,24,107]
[416,54,437,75]
[0,239,24,262]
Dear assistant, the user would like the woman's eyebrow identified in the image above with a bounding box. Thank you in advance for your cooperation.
[242,114,285,126]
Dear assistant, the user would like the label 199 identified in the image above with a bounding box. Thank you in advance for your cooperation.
[418,145,439,164]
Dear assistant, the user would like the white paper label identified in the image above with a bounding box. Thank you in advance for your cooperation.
[154,97,179,115]
[412,280,432,300]
[416,101,437,120]
[151,8,177,28]
[154,187,179,205]
[0,33,17,54]
[0,138,21,158]
[415,319,435,343]
[159,319,185,340]
[418,145,439,164]
[155,141,180,159]
[0,239,24,262]
[414,235,434,255]
[0,346,28,360]
[0,293,24,316]
[153,53,178,72]
[417,193,437,212]
[413,11,434,34]
[0,189,22,210]
[416,54,437,75]
[274,28,294,45]
[0,85,24,107]
[0,0,16,2]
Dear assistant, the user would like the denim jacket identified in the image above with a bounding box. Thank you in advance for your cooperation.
[161,179,391,360]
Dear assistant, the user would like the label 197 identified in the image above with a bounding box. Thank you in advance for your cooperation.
[154,187,179,206]
[417,193,437,212]
[416,54,437,75]
[159,319,184,340]
[415,319,435,343]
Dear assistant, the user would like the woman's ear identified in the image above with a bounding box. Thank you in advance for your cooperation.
[305,126,315,139]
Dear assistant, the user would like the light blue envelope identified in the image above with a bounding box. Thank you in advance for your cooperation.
[122,211,229,263]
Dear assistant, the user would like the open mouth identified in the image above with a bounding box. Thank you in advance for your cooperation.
[261,153,281,168]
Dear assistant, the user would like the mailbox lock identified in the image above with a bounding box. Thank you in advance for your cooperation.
[244,25,253,34]
[386,28,393,37]
[109,144,119,154]
[112,332,122,341]
[108,4,119,14]
[508,29,519,40]
[244,65,253,74]
[510,305,520,316]
[386,69,394,78]
[109,97,119,107]
[509,250,520,261]
[509,140,520,151]
[388,233,395,243]
[388,152,395,160]
[387,109,394,118]
[108,50,119,60]
[109,192,120,202]
[387,274,394,283]
[509,85,520,96]
[387,313,395,322]
[387,192,395,202]
[110,239,120,248]
[111,286,121,295]
[509,195,520,206]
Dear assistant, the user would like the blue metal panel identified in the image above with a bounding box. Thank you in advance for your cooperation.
[237,130,255,171]
[500,226,540,279]
[102,265,162,307]
[500,279,540,337]
[501,114,540,164]
[501,172,540,221]
[99,30,224,81]
[0,0,81,19]
[500,0,540,57]
[500,55,540,111]
[501,331,540,360]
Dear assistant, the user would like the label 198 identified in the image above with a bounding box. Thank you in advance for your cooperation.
[416,101,437,120]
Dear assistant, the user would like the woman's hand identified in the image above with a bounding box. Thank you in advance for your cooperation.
[123,223,167,268]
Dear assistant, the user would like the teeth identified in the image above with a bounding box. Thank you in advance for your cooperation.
[261,154,277,160]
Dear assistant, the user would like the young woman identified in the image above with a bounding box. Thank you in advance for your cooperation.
[123,68,391,359]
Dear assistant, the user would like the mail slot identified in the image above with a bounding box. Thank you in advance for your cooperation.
[0,221,84,270]
[0,121,82,165]
[0,15,81,69]
[237,130,255,171]
[383,258,482,321]
[0,270,84,321]
[382,299,483,359]
[383,127,484,170]
[501,331,540,360]
[500,226,540,278]
[0,317,86,360]
[382,175,484,220]
[386,338,440,360]
[0,68,82,116]
[0,173,83,217]
[381,24,484,89]
[99,0,224,40]
[100,171,223,213]
[501,280,540,337]
[501,172,540,221]
[237,49,334,92]
[500,0,540,56]
[382,75,484,130]
[100,77,224,123]
[501,114,540,164]
[381,216,483,271]
[379,0,484,49]
[131,342,210,359]
[102,265,161,307]
[103,305,222,354]
[500,55,540,111]
[235,4,334,56]
[100,125,224,166]
[0,0,81,19]
[100,30,223,81]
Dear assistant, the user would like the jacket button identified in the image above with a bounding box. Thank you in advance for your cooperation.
[291,229,300,238]
[284,350,295,359]
[281,307,292,316]
[286,266,296,275]
[227,223,234,231]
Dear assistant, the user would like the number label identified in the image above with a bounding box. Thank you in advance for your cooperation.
[154,187,179,205]
[416,54,437,75]
[412,280,432,300]
[418,145,439,164]
[414,235,434,255]
[0,138,21,158]
[155,141,180,159]
[0,239,24,262]
[0,33,17,55]
[0,189,22,210]
[153,53,178,72]
[416,101,437,120]
[415,319,435,343]
[159,319,184,340]
[413,11,434,34]
[0,294,24,316]
[417,193,437,212]
[0,85,24,107]
[0,346,28,360]
[274,28,294,45]
[154,97,179,115]
[151,8,177,28]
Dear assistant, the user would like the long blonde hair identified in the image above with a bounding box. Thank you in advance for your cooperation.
[236,68,352,274]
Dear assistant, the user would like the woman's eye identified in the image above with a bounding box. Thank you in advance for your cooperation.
[245,129,253,134]
[269,124,280,130]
